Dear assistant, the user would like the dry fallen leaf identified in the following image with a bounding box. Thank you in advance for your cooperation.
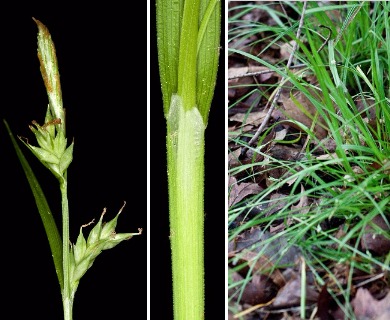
[361,215,390,256]
[229,176,263,207]
[290,184,310,215]
[228,65,273,81]
[229,111,269,128]
[352,288,390,320]
[282,88,328,140]
[228,249,282,305]
[271,272,319,308]
[229,270,277,306]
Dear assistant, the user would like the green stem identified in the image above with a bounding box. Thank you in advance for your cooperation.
[167,95,205,319]
[60,178,73,320]
[157,0,220,318]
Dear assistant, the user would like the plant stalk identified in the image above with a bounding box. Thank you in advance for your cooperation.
[60,177,73,320]
[167,95,205,320]
[157,0,220,318]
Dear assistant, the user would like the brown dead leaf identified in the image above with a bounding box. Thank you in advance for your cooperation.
[228,68,256,99]
[282,88,328,140]
[228,248,283,306]
[271,271,319,308]
[361,215,390,256]
[228,65,276,101]
[279,40,296,61]
[228,227,270,254]
[312,137,337,155]
[229,111,268,128]
[228,268,277,306]
[315,153,339,160]
[269,144,300,161]
[266,193,289,216]
[274,127,288,141]
[229,228,303,273]
[316,285,336,320]
[355,96,376,120]
[228,148,242,169]
[229,176,263,207]
[290,184,310,215]
[228,65,273,81]
[352,288,390,320]
[229,248,285,288]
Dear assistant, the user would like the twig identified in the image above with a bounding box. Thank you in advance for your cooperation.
[317,25,333,53]
[240,0,308,159]
[279,1,293,28]
[228,63,308,80]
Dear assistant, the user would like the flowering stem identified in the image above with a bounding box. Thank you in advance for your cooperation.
[60,178,73,320]
[5,18,143,320]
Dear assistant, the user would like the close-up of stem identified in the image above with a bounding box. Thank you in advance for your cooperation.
[156,0,221,319]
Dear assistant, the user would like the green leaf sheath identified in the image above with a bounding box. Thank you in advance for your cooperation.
[167,96,205,319]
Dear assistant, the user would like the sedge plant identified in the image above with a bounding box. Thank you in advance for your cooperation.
[156,0,221,319]
[3,19,142,320]
[228,1,390,317]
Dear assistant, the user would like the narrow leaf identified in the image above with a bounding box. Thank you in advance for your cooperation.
[156,0,184,116]
[197,0,221,124]
[3,119,63,291]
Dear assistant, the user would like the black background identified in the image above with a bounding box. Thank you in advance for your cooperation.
[149,1,225,318]
[1,6,146,319]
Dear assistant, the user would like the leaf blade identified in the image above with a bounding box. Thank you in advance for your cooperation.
[3,119,64,291]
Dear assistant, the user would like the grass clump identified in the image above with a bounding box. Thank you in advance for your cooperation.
[228,1,390,319]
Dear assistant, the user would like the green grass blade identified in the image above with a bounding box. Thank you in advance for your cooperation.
[3,119,63,291]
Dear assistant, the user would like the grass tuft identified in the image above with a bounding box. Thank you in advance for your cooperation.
[228,1,390,318]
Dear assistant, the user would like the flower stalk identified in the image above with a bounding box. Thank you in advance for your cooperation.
[31,19,74,317]
[6,18,142,320]
[156,0,221,318]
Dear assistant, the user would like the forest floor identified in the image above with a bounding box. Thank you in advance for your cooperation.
[228,2,390,320]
